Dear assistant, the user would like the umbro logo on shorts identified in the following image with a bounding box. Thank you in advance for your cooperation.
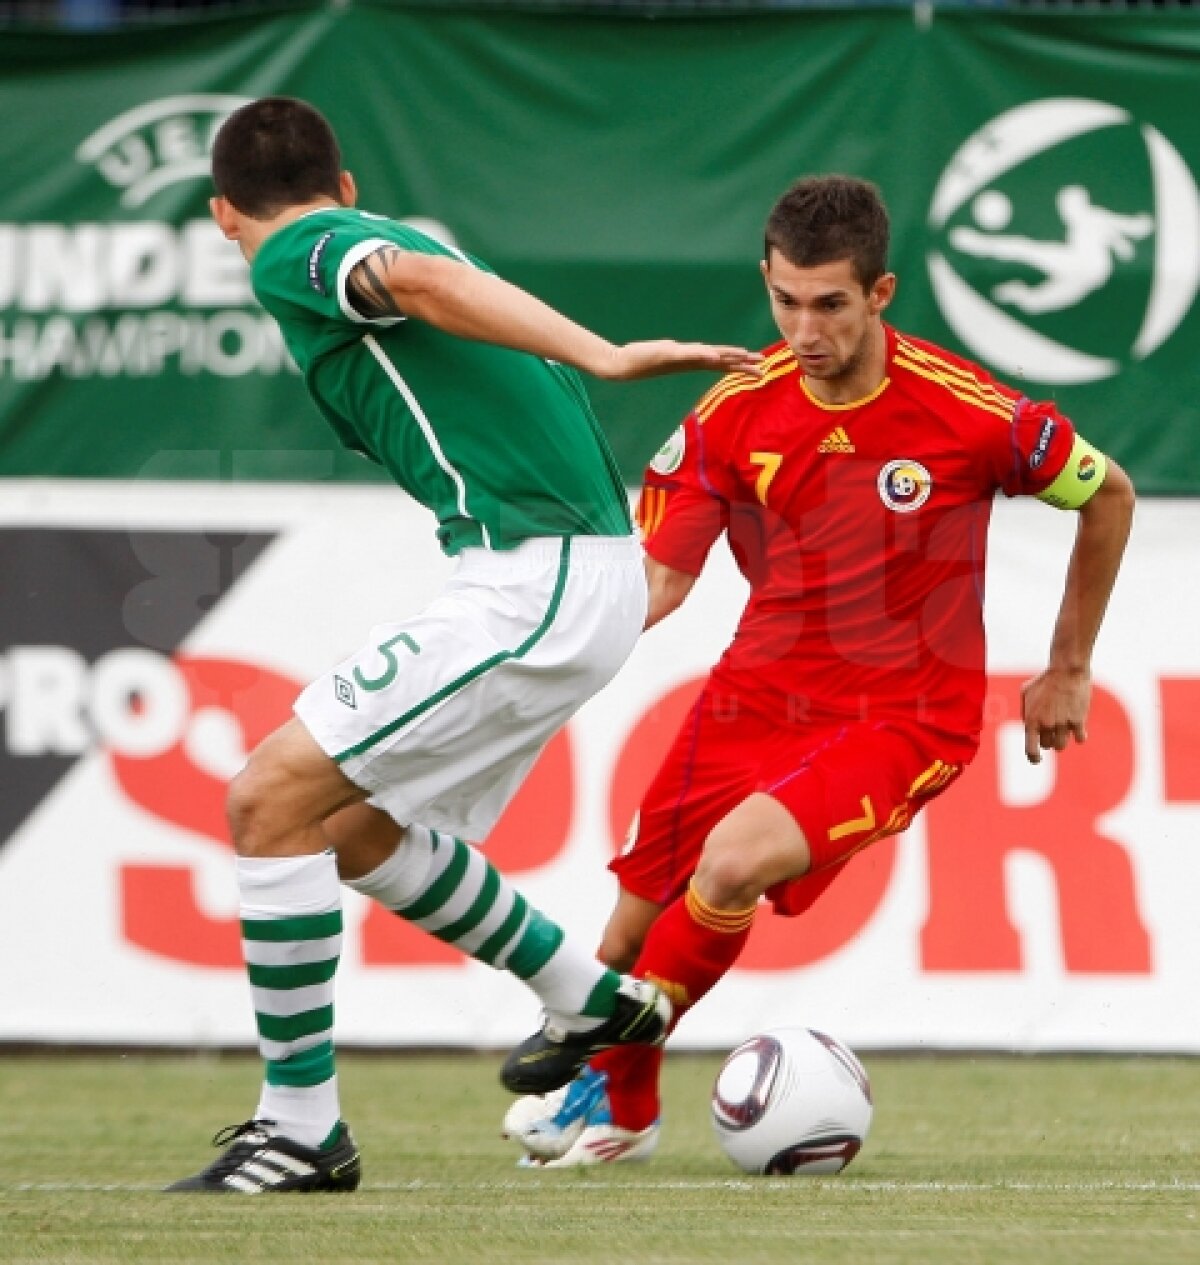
[334,675,357,709]
[818,427,856,454]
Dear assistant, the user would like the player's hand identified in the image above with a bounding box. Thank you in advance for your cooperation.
[1020,667,1091,763]
[598,340,764,381]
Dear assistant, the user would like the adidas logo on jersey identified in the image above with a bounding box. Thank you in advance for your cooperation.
[818,427,856,453]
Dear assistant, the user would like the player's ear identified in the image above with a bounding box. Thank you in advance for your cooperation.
[869,272,896,316]
[210,196,239,241]
[339,171,358,207]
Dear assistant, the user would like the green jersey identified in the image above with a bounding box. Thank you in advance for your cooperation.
[251,208,632,554]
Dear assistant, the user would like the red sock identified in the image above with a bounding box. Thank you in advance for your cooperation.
[596,882,756,1131]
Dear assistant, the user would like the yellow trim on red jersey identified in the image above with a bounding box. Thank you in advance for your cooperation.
[909,760,960,797]
[894,335,1017,422]
[695,350,798,423]
[894,335,1016,403]
[649,486,668,537]
[693,345,795,417]
[637,486,669,541]
[695,351,796,421]
[878,803,913,839]
[909,760,946,796]
[800,375,890,412]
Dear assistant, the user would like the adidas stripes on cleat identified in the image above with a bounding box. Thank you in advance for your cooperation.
[543,1119,661,1167]
[500,976,671,1095]
[166,1119,361,1193]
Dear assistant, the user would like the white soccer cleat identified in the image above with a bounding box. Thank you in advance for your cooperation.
[542,1119,661,1167]
[502,1066,609,1162]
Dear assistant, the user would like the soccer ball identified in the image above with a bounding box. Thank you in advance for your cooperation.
[711,1026,873,1175]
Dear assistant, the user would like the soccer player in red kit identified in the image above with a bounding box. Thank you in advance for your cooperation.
[503,175,1135,1166]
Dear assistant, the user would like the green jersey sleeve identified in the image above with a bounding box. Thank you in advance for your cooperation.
[252,210,454,372]
[252,210,500,374]
[302,220,407,329]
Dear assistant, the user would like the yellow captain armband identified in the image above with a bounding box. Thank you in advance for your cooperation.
[1036,434,1108,510]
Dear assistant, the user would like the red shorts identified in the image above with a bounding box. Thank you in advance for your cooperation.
[609,687,962,916]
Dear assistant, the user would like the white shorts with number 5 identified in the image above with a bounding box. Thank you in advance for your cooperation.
[294,535,646,841]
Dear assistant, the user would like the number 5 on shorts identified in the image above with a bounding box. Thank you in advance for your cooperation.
[353,632,421,692]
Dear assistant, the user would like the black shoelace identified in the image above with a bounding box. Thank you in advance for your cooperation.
[203,1118,277,1178]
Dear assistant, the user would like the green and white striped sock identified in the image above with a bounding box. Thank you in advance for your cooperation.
[238,851,343,1150]
[347,826,620,1029]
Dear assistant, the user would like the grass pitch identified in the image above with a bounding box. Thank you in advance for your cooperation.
[1,1051,1198,1264]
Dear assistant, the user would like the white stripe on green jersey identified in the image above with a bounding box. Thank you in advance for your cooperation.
[363,333,492,548]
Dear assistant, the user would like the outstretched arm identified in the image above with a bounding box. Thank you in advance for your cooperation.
[1021,458,1135,763]
[345,246,762,380]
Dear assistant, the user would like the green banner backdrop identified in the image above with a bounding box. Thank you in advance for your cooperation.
[1,5,1197,490]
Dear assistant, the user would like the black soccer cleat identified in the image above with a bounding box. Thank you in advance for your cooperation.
[501,976,672,1095]
[165,1119,361,1193]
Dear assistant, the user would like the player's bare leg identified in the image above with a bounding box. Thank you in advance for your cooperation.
[326,802,404,879]
[692,792,811,909]
[534,795,811,1164]
[596,890,663,972]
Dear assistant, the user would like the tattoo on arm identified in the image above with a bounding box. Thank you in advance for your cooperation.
[346,246,406,319]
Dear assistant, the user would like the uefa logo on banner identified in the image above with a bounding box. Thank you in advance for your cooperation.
[75,93,251,208]
[926,98,1200,385]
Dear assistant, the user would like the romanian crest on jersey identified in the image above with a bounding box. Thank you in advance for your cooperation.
[877,459,932,513]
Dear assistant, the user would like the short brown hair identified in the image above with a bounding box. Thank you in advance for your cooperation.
[211,97,342,219]
[764,176,890,290]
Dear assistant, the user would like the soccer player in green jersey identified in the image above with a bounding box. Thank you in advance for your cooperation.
[167,97,761,1193]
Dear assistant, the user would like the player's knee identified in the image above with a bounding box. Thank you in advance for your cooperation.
[226,757,290,857]
[694,837,765,910]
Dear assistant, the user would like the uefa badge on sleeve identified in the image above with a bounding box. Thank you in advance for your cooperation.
[650,427,686,475]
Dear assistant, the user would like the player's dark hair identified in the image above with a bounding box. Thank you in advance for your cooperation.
[211,97,343,219]
[764,175,890,290]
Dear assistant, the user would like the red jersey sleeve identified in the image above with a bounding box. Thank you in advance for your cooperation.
[998,398,1079,499]
[637,411,735,577]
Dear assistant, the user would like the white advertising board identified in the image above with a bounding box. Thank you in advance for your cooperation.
[1,481,1196,1052]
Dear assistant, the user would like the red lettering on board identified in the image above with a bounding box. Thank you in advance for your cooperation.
[921,677,1150,973]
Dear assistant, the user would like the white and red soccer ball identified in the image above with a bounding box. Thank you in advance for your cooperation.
[711,1026,873,1175]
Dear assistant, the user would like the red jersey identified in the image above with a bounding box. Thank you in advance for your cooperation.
[638,326,1082,762]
